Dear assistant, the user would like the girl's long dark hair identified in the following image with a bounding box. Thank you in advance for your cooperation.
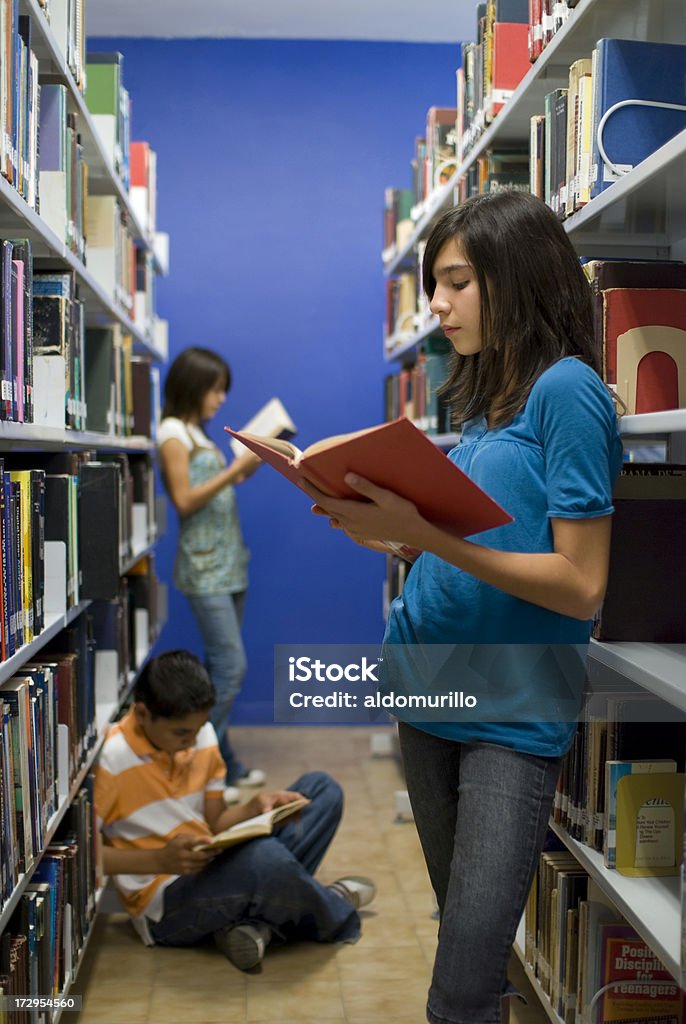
[162,346,231,422]
[423,191,600,429]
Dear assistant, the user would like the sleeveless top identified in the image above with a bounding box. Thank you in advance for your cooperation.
[158,418,249,595]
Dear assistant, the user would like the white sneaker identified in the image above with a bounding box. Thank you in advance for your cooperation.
[223,785,241,805]
[328,876,376,910]
[214,922,272,971]
[236,768,267,787]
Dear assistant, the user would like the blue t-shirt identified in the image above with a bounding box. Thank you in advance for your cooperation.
[382,358,624,757]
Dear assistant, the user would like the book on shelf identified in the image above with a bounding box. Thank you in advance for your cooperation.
[597,922,683,1023]
[593,464,686,642]
[225,416,513,539]
[228,397,297,459]
[604,760,678,869]
[194,798,310,851]
[590,38,686,201]
[615,770,684,877]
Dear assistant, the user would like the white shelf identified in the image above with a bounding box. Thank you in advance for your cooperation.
[619,408,686,437]
[589,640,686,712]
[512,940,564,1024]
[549,821,682,982]
[384,316,441,361]
[0,422,154,450]
[0,602,91,686]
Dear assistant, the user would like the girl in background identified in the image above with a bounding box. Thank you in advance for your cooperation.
[158,346,265,793]
[306,191,623,1024]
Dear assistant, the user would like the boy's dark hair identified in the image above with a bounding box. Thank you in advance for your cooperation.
[423,190,600,429]
[162,346,232,423]
[134,650,216,719]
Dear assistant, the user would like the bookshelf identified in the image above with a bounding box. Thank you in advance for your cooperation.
[0,0,168,1010]
[381,0,686,1009]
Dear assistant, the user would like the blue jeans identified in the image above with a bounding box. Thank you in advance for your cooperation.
[148,772,360,947]
[399,724,560,1024]
[186,591,247,780]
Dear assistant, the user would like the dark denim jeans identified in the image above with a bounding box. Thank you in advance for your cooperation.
[148,772,361,947]
[399,724,560,1024]
[186,590,247,780]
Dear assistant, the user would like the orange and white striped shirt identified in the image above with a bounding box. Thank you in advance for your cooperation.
[94,707,226,925]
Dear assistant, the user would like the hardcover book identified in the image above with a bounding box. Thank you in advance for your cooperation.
[225,417,513,539]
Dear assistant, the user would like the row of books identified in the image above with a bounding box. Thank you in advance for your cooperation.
[553,687,686,874]
[530,40,686,219]
[524,854,683,1024]
[457,0,531,161]
[0,236,160,431]
[457,146,529,201]
[384,338,452,436]
[0,450,158,658]
[528,0,580,63]
[0,5,40,210]
[46,0,87,94]
[1,780,99,1017]
[382,107,457,254]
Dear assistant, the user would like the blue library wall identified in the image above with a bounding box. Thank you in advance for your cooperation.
[91,38,457,722]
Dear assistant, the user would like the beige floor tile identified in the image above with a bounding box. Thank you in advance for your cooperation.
[341,976,429,1023]
[147,980,246,1022]
[246,979,345,1022]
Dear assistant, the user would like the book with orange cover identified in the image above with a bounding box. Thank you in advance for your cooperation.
[224,417,513,539]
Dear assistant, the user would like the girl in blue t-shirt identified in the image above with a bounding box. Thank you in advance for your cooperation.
[305,191,622,1024]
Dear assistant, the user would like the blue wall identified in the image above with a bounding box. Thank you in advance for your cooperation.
[93,38,458,722]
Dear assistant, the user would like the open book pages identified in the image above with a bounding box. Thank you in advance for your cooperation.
[229,398,297,458]
[229,425,382,467]
[195,797,310,851]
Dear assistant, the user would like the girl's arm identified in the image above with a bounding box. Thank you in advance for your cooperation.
[159,438,260,517]
[307,474,611,621]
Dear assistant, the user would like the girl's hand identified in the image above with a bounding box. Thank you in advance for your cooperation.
[304,474,430,551]
[232,451,262,483]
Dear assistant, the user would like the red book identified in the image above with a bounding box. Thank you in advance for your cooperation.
[129,141,150,188]
[491,23,530,116]
[225,417,513,539]
[528,0,543,61]
[602,288,686,414]
[598,923,683,1023]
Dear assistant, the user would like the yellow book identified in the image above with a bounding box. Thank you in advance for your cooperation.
[616,772,684,876]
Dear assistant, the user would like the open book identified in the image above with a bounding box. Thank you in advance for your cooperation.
[195,798,310,851]
[229,398,296,458]
[225,416,512,538]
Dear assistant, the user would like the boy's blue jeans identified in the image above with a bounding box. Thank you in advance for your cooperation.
[148,772,361,947]
[186,590,248,780]
[398,723,560,1024]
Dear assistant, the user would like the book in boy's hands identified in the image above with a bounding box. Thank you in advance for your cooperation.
[224,416,513,539]
[229,398,296,458]
[195,798,310,851]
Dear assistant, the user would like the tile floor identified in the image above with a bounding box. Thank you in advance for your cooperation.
[71,726,550,1024]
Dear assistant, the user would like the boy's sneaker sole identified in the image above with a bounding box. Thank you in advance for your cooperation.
[214,922,271,971]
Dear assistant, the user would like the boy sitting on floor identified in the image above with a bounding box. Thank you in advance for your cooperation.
[94,649,375,970]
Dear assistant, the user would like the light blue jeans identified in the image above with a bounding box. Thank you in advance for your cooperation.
[148,772,361,947]
[186,590,247,781]
[399,724,560,1024]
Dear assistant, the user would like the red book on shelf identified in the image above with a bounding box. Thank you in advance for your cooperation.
[130,141,150,188]
[602,288,686,414]
[491,22,530,116]
[225,416,513,539]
